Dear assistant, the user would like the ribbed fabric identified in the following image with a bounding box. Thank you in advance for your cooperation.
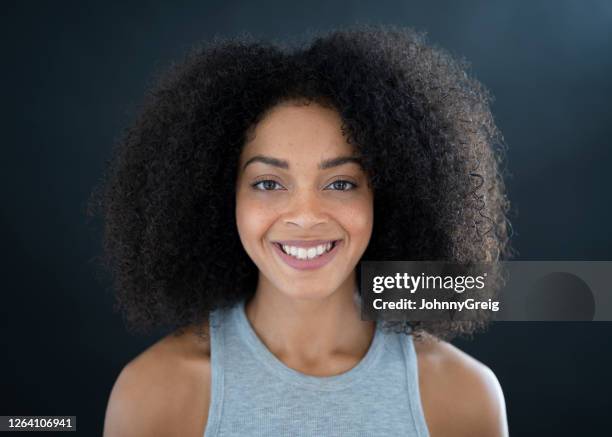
[203,299,430,437]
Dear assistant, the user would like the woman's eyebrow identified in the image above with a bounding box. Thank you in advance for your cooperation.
[319,156,362,170]
[242,154,362,171]
[242,155,289,171]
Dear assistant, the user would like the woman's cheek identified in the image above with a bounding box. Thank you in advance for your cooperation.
[339,196,374,236]
[237,196,278,239]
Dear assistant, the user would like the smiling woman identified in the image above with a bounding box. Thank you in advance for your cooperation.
[89,24,511,437]
[235,100,373,301]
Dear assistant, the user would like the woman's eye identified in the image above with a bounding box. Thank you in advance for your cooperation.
[325,180,357,191]
[252,180,284,191]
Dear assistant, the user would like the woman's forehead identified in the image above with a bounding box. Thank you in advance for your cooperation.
[240,102,355,166]
[241,142,355,166]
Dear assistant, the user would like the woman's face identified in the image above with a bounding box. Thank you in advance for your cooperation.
[236,100,374,300]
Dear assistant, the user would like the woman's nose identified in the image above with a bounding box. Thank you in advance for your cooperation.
[282,189,329,229]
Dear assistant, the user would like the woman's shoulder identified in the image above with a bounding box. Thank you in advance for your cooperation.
[413,333,508,437]
[103,323,212,437]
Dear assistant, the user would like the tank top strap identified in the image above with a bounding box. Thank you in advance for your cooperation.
[398,329,430,437]
[203,307,225,437]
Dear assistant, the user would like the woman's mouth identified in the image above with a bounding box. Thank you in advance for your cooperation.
[270,239,342,270]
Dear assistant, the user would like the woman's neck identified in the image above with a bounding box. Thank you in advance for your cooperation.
[244,274,376,376]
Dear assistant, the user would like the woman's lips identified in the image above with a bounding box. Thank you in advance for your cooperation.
[273,239,336,248]
[271,239,342,271]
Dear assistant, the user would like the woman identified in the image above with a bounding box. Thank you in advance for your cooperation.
[92,25,511,436]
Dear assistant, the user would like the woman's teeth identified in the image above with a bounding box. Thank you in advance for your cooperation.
[280,242,334,260]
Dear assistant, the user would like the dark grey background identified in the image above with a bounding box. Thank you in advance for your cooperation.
[1,1,611,435]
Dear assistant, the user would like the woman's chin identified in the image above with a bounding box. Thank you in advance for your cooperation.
[279,285,338,301]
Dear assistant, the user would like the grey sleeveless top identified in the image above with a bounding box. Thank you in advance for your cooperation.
[203,299,430,437]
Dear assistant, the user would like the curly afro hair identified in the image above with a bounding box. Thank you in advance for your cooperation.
[87,24,512,340]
